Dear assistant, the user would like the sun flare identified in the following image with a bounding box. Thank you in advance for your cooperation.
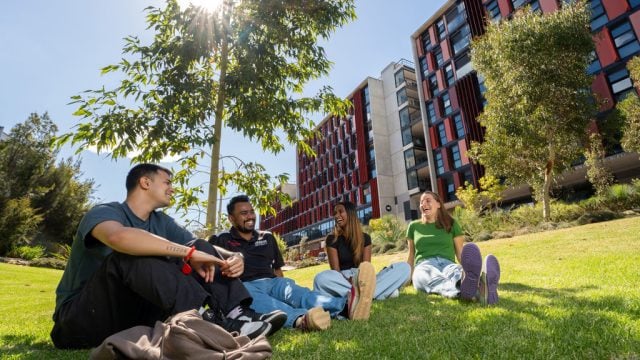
[177,0,224,12]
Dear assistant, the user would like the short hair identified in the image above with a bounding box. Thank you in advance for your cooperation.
[125,163,172,193]
[227,195,251,215]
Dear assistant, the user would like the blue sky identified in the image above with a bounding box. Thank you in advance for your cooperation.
[1,0,445,225]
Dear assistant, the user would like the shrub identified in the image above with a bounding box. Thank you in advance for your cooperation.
[8,245,45,260]
[576,210,620,225]
[369,215,407,249]
[0,198,43,256]
[550,202,585,223]
[30,257,66,270]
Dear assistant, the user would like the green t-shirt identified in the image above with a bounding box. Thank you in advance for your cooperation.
[54,202,194,313]
[406,219,463,264]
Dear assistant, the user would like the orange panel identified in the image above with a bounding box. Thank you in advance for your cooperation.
[498,0,512,18]
[459,139,470,165]
[436,70,446,91]
[415,36,424,57]
[441,38,451,63]
[602,0,629,20]
[539,0,558,14]
[630,10,640,45]
[591,72,614,111]
[594,29,619,68]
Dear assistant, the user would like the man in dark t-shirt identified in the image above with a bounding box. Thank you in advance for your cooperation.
[51,164,285,349]
[211,195,375,331]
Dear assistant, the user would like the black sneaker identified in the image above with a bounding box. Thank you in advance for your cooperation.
[202,309,271,339]
[237,307,287,336]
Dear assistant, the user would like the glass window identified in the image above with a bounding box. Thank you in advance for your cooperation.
[428,73,439,97]
[445,2,466,34]
[407,170,419,189]
[395,70,405,87]
[451,144,462,168]
[434,47,444,68]
[404,149,416,169]
[590,0,608,30]
[587,50,601,75]
[437,19,446,40]
[530,0,541,12]
[426,101,436,124]
[442,92,453,115]
[455,53,473,78]
[402,127,413,146]
[399,107,410,128]
[445,63,455,86]
[397,87,408,106]
[438,123,448,145]
[419,56,428,78]
[435,152,445,175]
[453,113,465,138]
[608,67,634,101]
[446,178,457,201]
[477,73,488,107]
[422,33,432,52]
[486,0,501,21]
[451,24,471,56]
[631,0,640,7]
[611,21,640,59]
[512,0,527,9]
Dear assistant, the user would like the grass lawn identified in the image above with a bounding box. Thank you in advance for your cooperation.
[1,217,639,359]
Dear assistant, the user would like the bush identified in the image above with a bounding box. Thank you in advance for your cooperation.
[369,215,407,249]
[30,257,66,270]
[576,210,620,225]
[0,198,43,256]
[8,245,45,260]
[550,202,585,223]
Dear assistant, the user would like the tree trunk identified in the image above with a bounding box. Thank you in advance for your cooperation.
[542,158,554,222]
[206,0,232,230]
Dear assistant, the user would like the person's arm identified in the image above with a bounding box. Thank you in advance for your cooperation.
[327,246,340,271]
[210,245,245,279]
[91,220,224,282]
[363,244,372,263]
[407,237,415,282]
[273,268,284,277]
[453,235,465,264]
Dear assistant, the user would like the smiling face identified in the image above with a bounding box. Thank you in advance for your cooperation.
[420,192,441,222]
[334,204,348,229]
[145,170,174,208]
[229,201,257,234]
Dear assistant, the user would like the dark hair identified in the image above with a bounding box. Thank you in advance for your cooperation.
[227,195,251,214]
[421,191,454,233]
[333,200,365,266]
[125,164,172,193]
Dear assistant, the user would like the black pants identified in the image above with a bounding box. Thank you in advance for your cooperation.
[51,239,251,349]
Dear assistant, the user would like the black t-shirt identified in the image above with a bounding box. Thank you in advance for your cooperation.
[212,228,284,282]
[326,233,372,271]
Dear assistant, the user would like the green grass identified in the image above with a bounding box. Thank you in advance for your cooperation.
[2,217,640,359]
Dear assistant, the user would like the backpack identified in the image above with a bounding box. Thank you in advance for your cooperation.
[90,309,272,359]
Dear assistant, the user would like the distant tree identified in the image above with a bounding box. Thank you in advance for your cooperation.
[58,0,355,229]
[584,132,613,196]
[455,175,506,213]
[469,1,594,221]
[0,113,93,250]
[616,56,640,155]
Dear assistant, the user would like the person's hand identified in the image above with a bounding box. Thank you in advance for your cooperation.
[220,253,244,278]
[189,251,223,283]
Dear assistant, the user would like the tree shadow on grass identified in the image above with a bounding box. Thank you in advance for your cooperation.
[1,334,88,359]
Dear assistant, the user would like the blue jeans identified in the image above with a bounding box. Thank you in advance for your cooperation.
[243,277,347,328]
[412,257,462,298]
[313,262,411,300]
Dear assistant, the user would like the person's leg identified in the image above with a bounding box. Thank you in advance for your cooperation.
[373,262,411,300]
[243,279,307,328]
[412,258,457,297]
[313,269,353,298]
[269,276,347,318]
[439,262,463,298]
[51,253,208,349]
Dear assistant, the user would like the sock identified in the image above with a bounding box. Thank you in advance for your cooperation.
[226,305,243,320]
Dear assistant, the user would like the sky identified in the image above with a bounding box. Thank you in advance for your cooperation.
[0,0,446,226]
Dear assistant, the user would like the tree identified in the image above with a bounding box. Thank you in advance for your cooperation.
[58,0,355,230]
[0,113,94,249]
[469,1,594,221]
[584,132,613,196]
[616,56,640,155]
[455,175,506,214]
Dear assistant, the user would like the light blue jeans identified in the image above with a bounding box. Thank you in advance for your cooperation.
[412,257,463,298]
[243,277,347,328]
[312,262,411,300]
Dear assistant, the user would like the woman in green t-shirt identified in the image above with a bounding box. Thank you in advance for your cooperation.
[406,191,501,304]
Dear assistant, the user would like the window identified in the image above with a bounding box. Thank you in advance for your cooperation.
[434,47,444,68]
[455,53,473,78]
[395,70,406,87]
[399,107,410,128]
[404,149,416,169]
[453,113,465,138]
[437,19,446,40]
[608,67,634,101]
[441,92,453,115]
[419,56,428,78]
[611,21,640,59]
[396,87,408,106]
[590,0,608,30]
[428,73,439,97]
[631,0,640,7]
[477,73,488,107]
[422,33,432,53]
[445,2,466,34]
[530,0,541,12]
[402,127,413,146]
[486,0,501,21]
[426,101,436,124]
[445,63,455,86]
[587,50,601,75]
[451,144,462,168]
[446,178,457,201]
[511,0,527,9]
[435,152,445,175]
[451,24,471,56]
[438,123,448,145]
[407,170,419,190]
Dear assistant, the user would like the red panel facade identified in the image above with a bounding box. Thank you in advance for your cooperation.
[444,117,455,142]
[423,79,431,101]
[370,178,380,219]
[497,0,512,18]
[353,92,369,185]
[630,10,640,43]
[415,36,424,57]
[539,0,558,13]
[436,70,446,92]
[429,126,439,149]
[592,72,614,111]
[594,30,619,68]
[459,139,470,165]
[441,38,452,64]
[602,0,629,20]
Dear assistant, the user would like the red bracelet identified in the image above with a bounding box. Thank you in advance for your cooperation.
[181,246,196,275]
